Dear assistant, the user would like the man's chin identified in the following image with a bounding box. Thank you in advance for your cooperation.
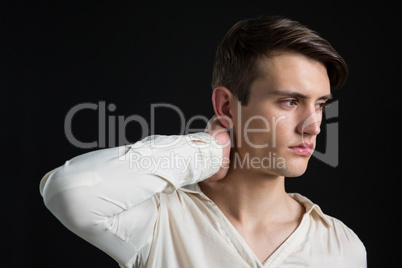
[281,168,307,178]
[230,150,310,177]
[276,158,309,178]
[255,160,308,178]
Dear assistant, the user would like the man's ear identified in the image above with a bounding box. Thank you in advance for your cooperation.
[212,87,233,128]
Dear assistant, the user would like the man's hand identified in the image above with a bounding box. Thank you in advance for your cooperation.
[204,116,231,182]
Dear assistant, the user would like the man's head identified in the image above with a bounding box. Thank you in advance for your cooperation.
[212,15,347,105]
[211,16,347,177]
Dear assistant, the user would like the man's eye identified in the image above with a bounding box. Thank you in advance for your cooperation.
[281,99,298,107]
[317,102,330,110]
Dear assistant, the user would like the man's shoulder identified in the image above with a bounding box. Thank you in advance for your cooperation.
[325,214,365,247]
[292,193,366,265]
[313,212,367,266]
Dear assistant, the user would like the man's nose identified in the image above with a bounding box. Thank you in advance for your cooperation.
[297,108,322,136]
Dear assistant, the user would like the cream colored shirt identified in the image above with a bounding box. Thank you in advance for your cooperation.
[40,133,366,268]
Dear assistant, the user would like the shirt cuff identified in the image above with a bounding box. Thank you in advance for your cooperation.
[149,132,222,193]
[185,132,223,182]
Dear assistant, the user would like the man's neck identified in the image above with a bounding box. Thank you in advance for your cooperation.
[199,161,303,231]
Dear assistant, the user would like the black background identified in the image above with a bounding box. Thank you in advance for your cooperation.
[2,1,400,267]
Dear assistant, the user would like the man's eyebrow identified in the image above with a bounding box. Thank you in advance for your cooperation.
[267,90,333,100]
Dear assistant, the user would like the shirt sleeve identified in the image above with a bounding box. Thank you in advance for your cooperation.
[39,132,222,266]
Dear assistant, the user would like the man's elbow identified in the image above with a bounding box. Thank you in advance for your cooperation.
[40,167,103,233]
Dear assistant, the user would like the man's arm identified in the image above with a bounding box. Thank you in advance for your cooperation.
[40,131,227,266]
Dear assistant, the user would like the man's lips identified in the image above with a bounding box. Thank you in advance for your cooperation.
[289,142,314,156]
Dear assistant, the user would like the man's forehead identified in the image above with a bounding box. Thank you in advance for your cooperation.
[266,89,333,100]
[252,53,331,99]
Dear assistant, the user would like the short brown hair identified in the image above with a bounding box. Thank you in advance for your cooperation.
[211,15,348,105]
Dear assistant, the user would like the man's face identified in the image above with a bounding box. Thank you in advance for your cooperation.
[230,52,331,177]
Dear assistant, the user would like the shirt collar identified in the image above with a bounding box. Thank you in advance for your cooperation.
[181,184,332,227]
[288,193,332,226]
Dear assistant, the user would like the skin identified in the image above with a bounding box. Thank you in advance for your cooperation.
[201,52,331,263]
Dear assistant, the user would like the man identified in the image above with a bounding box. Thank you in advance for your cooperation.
[40,16,366,267]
